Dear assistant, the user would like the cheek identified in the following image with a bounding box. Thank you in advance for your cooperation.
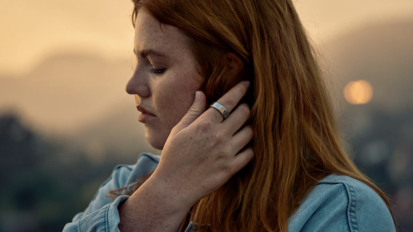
[157,87,194,127]
[156,76,201,128]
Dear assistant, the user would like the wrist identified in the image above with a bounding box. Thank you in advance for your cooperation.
[142,172,196,213]
[148,171,199,210]
[118,173,194,232]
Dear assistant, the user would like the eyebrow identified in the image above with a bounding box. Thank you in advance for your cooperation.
[133,48,167,58]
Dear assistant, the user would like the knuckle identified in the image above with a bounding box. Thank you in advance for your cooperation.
[222,164,234,176]
[225,97,236,107]
[223,146,232,156]
[215,131,226,143]
[197,119,211,130]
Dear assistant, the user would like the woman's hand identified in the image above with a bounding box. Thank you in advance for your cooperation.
[152,81,253,208]
[118,81,252,232]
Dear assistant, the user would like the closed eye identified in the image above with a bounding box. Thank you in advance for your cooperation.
[150,68,167,74]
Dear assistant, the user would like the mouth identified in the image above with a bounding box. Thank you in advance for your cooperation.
[136,105,156,123]
[136,106,156,116]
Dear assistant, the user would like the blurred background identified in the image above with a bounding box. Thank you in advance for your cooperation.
[0,0,412,231]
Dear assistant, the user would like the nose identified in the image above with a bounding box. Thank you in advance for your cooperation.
[125,69,151,98]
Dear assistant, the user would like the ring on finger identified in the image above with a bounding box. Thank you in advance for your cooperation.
[210,102,229,121]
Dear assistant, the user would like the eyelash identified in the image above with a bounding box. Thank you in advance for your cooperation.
[150,68,167,74]
[132,56,166,75]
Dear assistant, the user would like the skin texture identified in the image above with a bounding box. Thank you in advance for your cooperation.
[126,9,204,150]
[118,9,254,232]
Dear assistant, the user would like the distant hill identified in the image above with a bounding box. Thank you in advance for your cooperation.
[0,52,134,135]
[0,51,156,157]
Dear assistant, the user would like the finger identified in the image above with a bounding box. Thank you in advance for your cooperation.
[223,103,250,135]
[230,125,254,154]
[230,147,254,174]
[172,91,207,134]
[204,81,250,123]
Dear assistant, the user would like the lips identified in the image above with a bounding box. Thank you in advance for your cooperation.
[136,106,156,116]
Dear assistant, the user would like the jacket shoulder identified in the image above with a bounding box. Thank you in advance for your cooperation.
[288,174,396,232]
[319,174,395,232]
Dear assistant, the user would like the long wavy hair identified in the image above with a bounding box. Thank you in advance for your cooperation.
[110,0,397,231]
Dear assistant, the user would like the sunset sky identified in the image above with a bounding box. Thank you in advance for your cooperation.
[1,0,412,77]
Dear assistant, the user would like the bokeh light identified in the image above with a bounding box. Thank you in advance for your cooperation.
[343,80,374,105]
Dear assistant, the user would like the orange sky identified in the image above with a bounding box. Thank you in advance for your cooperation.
[1,0,412,77]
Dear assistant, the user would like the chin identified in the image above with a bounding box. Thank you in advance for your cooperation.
[144,127,167,150]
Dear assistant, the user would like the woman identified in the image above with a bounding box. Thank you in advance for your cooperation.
[63,0,397,231]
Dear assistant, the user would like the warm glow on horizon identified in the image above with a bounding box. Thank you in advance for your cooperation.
[343,80,374,105]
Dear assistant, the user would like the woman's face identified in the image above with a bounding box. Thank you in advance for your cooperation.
[126,9,204,150]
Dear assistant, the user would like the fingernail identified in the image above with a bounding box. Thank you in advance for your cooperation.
[244,81,250,88]
[195,91,200,102]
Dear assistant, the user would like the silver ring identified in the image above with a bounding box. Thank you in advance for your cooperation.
[210,102,229,120]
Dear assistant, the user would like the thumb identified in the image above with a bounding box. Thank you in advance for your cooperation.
[173,91,207,133]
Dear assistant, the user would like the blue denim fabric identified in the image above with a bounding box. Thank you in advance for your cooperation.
[63,153,396,232]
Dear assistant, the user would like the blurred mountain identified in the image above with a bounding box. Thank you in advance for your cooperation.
[0,52,134,135]
[322,20,413,111]
[0,51,158,158]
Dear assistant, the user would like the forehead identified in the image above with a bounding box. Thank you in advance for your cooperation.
[134,10,190,53]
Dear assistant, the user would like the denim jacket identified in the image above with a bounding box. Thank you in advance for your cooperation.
[63,153,396,232]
